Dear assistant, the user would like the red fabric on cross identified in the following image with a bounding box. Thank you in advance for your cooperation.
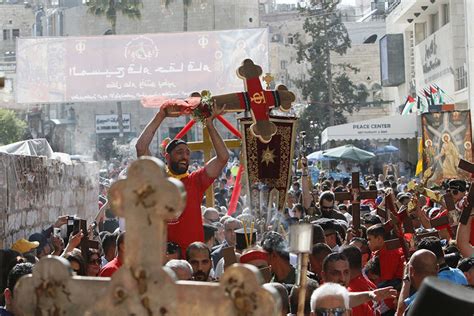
[167,167,215,255]
[227,165,243,216]
[245,77,274,121]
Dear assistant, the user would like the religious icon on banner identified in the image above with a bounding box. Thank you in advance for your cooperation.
[240,116,297,214]
[421,110,473,187]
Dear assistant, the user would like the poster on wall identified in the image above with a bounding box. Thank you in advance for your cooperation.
[421,110,473,187]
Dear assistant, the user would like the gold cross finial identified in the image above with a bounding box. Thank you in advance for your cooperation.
[263,73,274,90]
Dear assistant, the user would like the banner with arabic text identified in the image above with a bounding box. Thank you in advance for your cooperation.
[16,28,268,104]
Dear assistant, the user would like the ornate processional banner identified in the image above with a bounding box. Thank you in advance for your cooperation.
[421,110,473,187]
[240,116,297,213]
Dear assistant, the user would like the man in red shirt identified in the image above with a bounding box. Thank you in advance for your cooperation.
[99,232,125,277]
[136,103,229,254]
[341,245,377,316]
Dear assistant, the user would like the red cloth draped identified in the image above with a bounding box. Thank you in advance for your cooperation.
[175,119,196,140]
[228,165,243,216]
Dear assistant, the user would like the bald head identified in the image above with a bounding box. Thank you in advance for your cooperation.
[409,249,438,290]
[410,249,438,275]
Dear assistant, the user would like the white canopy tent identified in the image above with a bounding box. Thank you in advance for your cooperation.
[321,115,417,145]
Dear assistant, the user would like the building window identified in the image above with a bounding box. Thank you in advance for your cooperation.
[455,65,467,91]
[287,34,294,45]
[357,83,369,104]
[3,29,10,40]
[415,22,427,44]
[280,60,287,70]
[430,13,439,34]
[442,4,450,26]
[12,29,19,39]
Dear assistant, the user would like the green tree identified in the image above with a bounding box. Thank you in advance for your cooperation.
[0,109,27,145]
[86,0,142,143]
[163,0,193,32]
[86,0,142,34]
[294,0,363,148]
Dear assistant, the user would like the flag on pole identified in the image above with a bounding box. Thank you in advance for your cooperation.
[416,95,428,114]
[430,85,439,105]
[423,89,435,108]
[416,138,423,176]
[434,84,451,103]
[401,95,416,115]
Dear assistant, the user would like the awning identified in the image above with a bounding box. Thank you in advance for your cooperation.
[321,115,417,145]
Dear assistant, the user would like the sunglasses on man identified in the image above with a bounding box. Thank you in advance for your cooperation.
[447,188,460,195]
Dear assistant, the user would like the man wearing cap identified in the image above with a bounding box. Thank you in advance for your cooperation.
[10,239,39,256]
[136,103,229,254]
[240,248,271,282]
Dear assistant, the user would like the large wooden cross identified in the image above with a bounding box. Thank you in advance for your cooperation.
[384,193,411,262]
[15,158,281,315]
[164,59,296,143]
[334,172,377,233]
[458,159,474,224]
[429,192,457,237]
[188,126,241,207]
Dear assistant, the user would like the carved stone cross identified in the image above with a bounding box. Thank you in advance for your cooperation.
[15,157,281,315]
[334,172,377,233]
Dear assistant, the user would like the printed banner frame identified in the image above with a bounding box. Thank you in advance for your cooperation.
[16,28,269,104]
[421,110,473,186]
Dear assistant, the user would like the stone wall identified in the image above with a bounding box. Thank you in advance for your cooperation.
[0,153,99,249]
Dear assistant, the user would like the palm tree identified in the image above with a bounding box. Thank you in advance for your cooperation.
[86,0,142,34]
[86,0,142,143]
[163,0,192,32]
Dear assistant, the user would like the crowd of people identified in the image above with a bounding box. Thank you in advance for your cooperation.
[2,158,474,315]
[1,104,474,316]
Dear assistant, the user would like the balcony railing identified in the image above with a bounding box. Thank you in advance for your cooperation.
[386,0,401,14]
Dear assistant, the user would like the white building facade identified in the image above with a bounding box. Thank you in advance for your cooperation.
[384,0,469,110]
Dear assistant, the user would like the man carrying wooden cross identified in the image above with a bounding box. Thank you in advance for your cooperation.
[136,103,229,255]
